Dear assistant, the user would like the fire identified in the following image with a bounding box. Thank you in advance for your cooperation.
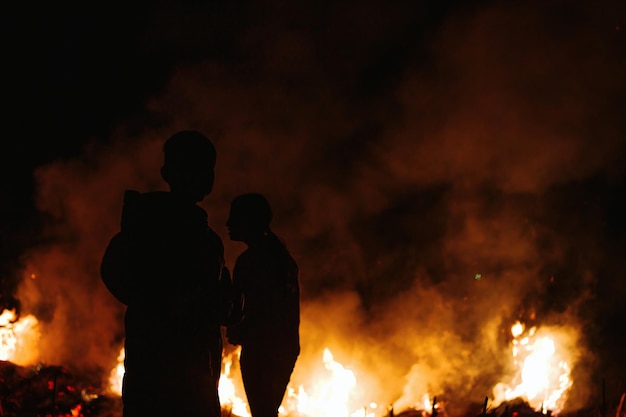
[284,348,359,417]
[219,346,251,417]
[107,345,251,416]
[106,346,371,417]
[219,348,378,417]
[0,308,40,365]
[108,346,125,395]
[422,394,438,413]
[4,305,580,417]
[493,321,574,414]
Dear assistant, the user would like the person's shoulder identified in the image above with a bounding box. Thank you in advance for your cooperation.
[206,226,225,250]
[266,234,294,259]
[134,190,169,202]
[126,191,171,212]
[206,226,222,240]
[141,191,208,218]
[234,247,254,266]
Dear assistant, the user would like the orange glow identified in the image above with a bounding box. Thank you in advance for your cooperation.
[286,348,357,417]
[511,321,524,338]
[281,348,378,417]
[108,347,125,396]
[219,346,250,417]
[0,308,40,365]
[423,394,437,412]
[493,322,575,413]
[6,307,580,416]
[107,346,373,417]
[107,345,251,416]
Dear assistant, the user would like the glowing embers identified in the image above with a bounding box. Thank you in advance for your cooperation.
[0,308,40,365]
[493,321,574,414]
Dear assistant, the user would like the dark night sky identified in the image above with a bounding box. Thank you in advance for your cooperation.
[1,1,626,413]
[1,1,208,275]
[0,0,467,279]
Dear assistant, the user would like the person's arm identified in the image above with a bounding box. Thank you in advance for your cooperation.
[225,258,248,345]
[101,232,133,305]
[101,190,142,305]
[218,266,245,326]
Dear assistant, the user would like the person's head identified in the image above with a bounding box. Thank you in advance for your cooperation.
[227,193,273,243]
[160,130,216,202]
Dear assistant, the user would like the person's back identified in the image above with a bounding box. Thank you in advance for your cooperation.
[225,193,300,417]
[101,131,229,417]
[230,233,299,356]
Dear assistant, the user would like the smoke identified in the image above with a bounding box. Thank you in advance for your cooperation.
[13,0,626,412]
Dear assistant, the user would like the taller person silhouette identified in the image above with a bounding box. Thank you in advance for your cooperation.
[226,193,300,417]
[101,131,238,417]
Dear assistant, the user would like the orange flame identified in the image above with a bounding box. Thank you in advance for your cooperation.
[284,348,358,417]
[107,346,374,417]
[0,308,40,365]
[108,347,125,395]
[4,306,579,417]
[218,346,250,417]
[493,321,574,414]
[107,345,251,416]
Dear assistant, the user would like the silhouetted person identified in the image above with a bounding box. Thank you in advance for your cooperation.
[101,131,239,417]
[225,193,300,417]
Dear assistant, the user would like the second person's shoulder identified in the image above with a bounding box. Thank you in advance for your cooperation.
[206,226,225,251]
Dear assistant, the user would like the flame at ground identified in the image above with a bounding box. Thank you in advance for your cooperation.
[492,321,575,414]
[4,306,579,417]
[108,346,252,415]
[0,308,40,365]
[108,347,125,395]
[106,323,577,416]
[107,346,375,417]
[218,346,251,417]
[282,348,376,417]
[219,346,382,417]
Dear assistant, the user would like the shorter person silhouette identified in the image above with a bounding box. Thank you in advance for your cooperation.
[225,193,300,417]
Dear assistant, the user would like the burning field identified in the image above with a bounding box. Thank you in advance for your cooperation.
[0,302,605,417]
[1,1,626,416]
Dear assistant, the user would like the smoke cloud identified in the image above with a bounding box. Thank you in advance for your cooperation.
[13,0,626,413]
